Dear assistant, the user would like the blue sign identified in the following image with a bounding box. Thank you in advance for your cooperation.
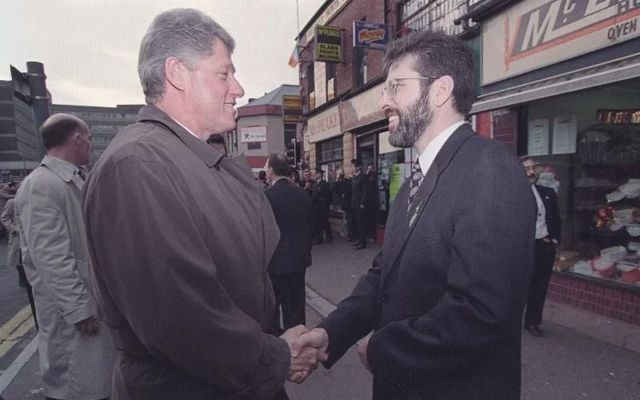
[353,21,389,50]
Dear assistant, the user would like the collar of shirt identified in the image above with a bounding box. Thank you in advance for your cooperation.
[41,155,79,183]
[272,176,289,186]
[171,117,201,140]
[417,120,466,175]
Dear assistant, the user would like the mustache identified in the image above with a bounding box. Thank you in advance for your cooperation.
[385,108,399,118]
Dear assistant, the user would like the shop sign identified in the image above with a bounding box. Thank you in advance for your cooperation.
[315,25,343,63]
[301,0,351,46]
[240,126,267,143]
[307,105,341,143]
[282,95,302,122]
[353,21,389,49]
[482,0,640,85]
[339,83,386,132]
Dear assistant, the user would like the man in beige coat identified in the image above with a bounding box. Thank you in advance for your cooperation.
[15,113,115,400]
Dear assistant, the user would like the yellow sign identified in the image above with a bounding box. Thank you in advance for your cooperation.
[315,25,342,63]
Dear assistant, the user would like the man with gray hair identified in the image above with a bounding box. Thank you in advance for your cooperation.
[83,8,325,400]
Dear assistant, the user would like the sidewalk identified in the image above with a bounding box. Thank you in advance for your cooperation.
[306,237,640,354]
[2,237,639,400]
[304,237,640,400]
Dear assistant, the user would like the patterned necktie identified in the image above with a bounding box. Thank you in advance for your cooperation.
[408,159,423,205]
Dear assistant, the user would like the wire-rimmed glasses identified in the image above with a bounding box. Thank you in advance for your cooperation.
[381,76,439,98]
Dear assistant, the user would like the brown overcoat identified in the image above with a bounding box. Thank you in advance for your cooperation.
[83,105,289,400]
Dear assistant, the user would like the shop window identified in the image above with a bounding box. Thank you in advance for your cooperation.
[327,62,336,101]
[353,18,368,89]
[525,78,640,289]
[317,136,343,182]
[353,45,368,89]
[306,63,315,109]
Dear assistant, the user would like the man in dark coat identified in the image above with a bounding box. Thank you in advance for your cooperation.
[311,167,333,244]
[522,158,562,337]
[350,159,369,249]
[265,153,313,334]
[82,9,325,400]
[293,30,536,400]
[331,169,353,240]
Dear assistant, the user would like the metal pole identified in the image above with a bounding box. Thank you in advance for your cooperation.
[291,138,297,166]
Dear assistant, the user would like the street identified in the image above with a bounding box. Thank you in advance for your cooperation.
[1,237,640,399]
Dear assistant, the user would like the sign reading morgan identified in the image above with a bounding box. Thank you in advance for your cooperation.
[482,0,640,84]
[353,21,389,49]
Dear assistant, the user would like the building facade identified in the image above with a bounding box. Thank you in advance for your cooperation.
[458,0,640,325]
[234,84,301,172]
[0,62,51,180]
[52,104,143,163]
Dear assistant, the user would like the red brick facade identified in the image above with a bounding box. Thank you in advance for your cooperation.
[547,273,640,326]
[299,0,396,109]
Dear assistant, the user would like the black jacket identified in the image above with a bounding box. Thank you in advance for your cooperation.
[351,172,369,209]
[265,179,312,276]
[332,178,352,211]
[319,125,536,400]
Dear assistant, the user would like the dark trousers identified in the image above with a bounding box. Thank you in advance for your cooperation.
[313,209,332,242]
[16,264,38,330]
[351,207,366,245]
[524,239,556,327]
[271,269,306,333]
[343,208,353,239]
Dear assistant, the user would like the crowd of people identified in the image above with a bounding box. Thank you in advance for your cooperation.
[255,159,378,250]
[2,7,555,400]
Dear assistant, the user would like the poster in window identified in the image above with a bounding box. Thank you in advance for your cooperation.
[552,115,577,154]
[527,119,549,156]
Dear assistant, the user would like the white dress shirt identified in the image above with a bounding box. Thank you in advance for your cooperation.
[417,120,466,175]
[531,185,549,239]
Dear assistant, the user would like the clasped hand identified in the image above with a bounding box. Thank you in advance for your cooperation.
[280,325,329,384]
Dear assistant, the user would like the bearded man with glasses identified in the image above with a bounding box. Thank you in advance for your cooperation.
[293,30,536,400]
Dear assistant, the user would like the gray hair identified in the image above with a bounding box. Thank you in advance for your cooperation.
[138,8,236,104]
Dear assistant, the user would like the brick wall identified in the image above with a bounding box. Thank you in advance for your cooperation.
[547,272,640,326]
[300,0,395,109]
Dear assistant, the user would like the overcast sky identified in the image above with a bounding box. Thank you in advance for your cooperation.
[0,0,325,107]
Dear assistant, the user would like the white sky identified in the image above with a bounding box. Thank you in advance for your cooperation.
[0,0,325,107]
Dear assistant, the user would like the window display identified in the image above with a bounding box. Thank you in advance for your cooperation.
[566,122,640,286]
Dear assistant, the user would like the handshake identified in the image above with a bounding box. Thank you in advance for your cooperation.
[280,325,329,383]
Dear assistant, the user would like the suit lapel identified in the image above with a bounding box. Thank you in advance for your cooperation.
[382,124,475,283]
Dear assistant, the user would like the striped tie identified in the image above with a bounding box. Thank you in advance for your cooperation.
[408,159,423,205]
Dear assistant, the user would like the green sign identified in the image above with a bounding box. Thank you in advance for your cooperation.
[389,164,402,203]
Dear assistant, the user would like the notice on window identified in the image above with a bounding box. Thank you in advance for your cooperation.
[527,119,549,156]
[552,115,577,154]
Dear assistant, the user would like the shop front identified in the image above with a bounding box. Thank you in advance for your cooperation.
[340,83,413,243]
[472,0,640,325]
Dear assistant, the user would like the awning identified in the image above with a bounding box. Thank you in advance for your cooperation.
[471,54,640,114]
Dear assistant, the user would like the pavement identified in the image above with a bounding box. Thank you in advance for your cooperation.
[1,236,640,399]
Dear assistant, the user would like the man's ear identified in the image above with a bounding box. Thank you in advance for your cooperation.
[165,57,187,91]
[431,75,454,108]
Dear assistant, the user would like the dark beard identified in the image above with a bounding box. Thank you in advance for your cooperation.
[388,94,432,148]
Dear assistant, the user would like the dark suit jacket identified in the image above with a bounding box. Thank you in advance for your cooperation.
[265,179,312,276]
[351,172,369,209]
[319,124,536,400]
[535,184,561,244]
